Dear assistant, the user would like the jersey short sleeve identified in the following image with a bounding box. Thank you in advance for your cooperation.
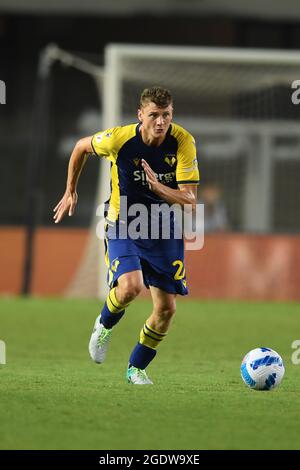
[91,127,119,163]
[175,129,200,185]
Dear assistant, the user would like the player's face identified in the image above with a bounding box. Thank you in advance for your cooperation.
[138,102,173,141]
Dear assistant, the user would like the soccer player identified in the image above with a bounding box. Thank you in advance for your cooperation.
[53,86,199,384]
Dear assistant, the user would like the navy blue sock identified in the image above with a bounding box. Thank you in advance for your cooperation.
[100,302,125,329]
[129,342,157,369]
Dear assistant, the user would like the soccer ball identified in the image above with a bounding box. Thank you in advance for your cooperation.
[241,347,285,391]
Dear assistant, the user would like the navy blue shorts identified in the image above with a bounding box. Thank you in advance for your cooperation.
[104,225,188,296]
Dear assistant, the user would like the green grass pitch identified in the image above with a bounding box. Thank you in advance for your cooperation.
[0,297,300,450]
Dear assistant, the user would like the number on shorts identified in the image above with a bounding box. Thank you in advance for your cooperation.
[172,260,185,280]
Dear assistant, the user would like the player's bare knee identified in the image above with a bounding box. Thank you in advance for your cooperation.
[120,288,140,304]
[117,278,143,304]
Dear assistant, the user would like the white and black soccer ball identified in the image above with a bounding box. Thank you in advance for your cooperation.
[241,347,285,391]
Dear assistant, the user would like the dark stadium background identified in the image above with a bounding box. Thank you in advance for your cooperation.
[1,6,300,227]
[1,1,300,452]
[1,5,300,297]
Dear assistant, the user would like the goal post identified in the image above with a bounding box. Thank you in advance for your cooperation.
[103,45,300,227]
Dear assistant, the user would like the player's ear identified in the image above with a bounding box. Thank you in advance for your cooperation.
[137,108,143,122]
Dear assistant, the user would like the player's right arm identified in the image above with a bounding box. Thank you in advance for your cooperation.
[53,136,93,224]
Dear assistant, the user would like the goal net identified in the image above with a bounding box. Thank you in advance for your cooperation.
[66,44,300,298]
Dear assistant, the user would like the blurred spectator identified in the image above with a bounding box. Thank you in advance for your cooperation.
[199,182,229,233]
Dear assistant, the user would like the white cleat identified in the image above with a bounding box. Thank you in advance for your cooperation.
[126,366,153,385]
[88,315,112,364]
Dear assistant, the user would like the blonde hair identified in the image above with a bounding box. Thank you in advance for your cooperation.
[140,86,173,108]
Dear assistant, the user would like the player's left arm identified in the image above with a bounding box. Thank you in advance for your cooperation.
[141,159,197,209]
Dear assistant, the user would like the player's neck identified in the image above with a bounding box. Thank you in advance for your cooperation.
[140,127,165,147]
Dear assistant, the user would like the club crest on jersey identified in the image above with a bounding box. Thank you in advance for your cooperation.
[133,158,141,167]
[164,156,177,167]
[110,258,120,273]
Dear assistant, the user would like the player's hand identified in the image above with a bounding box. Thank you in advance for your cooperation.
[53,189,78,224]
[141,159,159,192]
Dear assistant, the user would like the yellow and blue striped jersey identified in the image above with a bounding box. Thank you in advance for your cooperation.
[91,122,199,222]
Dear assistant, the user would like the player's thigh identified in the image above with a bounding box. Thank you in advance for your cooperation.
[149,286,176,316]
